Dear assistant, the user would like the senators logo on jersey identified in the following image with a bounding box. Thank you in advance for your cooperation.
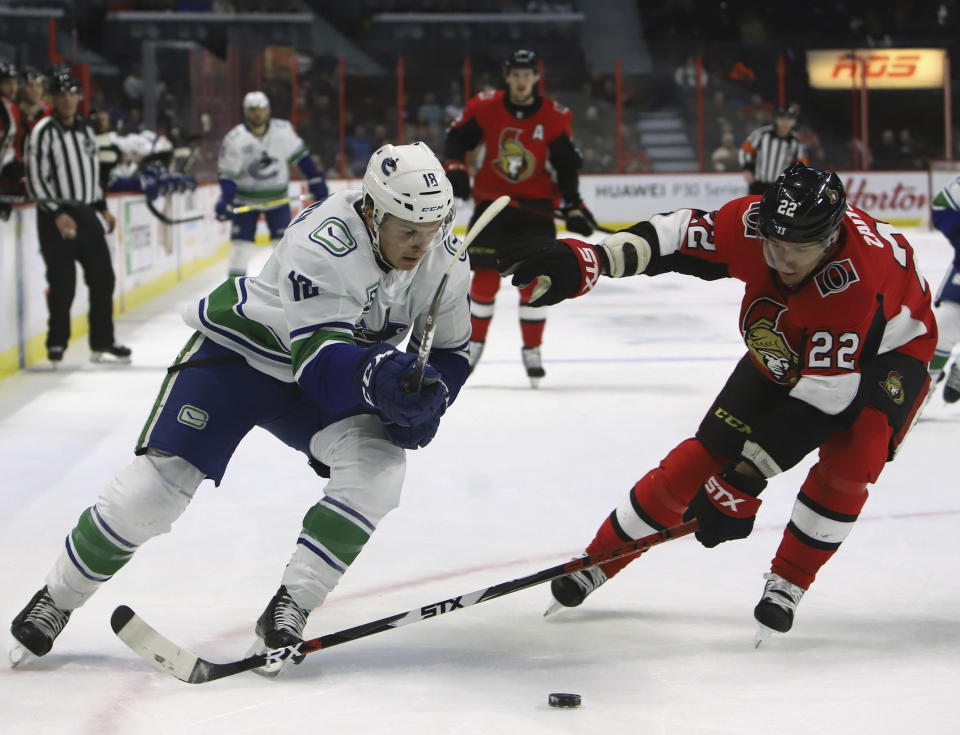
[741,297,799,384]
[493,129,535,183]
[879,370,906,405]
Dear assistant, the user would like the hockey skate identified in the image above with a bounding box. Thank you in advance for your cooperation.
[10,586,72,667]
[47,346,65,368]
[90,344,132,365]
[753,572,805,647]
[544,565,607,617]
[246,585,310,677]
[521,346,546,388]
[943,362,960,404]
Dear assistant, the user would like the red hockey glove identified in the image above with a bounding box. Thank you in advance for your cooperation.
[499,237,603,307]
[683,467,766,548]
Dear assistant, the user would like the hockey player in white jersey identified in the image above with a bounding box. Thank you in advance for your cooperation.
[930,175,960,402]
[10,142,470,675]
[216,91,329,276]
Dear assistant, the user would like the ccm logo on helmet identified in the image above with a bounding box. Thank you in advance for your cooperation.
[421,204,445,212]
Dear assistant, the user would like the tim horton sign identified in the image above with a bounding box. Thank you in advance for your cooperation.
[808,48,945,89]
[843,172,929,227]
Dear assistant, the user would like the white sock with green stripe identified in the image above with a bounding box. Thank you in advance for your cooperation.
[281,496,377,610]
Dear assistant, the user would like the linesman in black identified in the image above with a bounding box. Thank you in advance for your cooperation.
[739,104,808,196]
[26,71,131,365]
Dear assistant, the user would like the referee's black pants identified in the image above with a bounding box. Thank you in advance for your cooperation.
[748,181,771,196]
[37,206,117,351]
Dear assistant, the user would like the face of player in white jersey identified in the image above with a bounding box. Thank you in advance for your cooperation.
[365,208,442,271]
[505,68,539,106]
[244,105,270,135]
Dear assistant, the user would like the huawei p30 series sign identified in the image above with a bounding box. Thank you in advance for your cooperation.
[807,49,946,89]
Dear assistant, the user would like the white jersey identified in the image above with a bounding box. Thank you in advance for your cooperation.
[183,189,471,382]
[217,118,308,204]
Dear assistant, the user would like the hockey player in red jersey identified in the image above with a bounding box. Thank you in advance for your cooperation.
[500,163,936,640]
[0,61,24,220]
[444,49,595,386]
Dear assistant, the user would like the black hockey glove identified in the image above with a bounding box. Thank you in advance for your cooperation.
[360,344,449,428]
[498,237,604,307]
[683,466,766,548]
[444,161,471,200]
[562,201,597,237]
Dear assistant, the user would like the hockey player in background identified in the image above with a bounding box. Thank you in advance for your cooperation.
[17,66,51,140]
[928,175,960,402]
[10,142,471,675]
[0,61,23,220]
[216,91,328,276]
[500,163,935,641]
[443,49,594,386]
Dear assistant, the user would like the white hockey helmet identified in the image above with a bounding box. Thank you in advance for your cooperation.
[242,91,270,110]
[363,141,453,226]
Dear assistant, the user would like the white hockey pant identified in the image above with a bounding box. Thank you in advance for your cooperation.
[934,300,960,362]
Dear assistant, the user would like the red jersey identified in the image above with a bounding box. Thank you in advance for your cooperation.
[15,101,50,160]
[445,89,575,205]
[646,196,936,417]
[0,97,21,167]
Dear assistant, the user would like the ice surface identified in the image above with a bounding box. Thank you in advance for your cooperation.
[1,232,958,734]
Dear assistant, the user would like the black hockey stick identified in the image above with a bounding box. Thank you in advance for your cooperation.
[402,194,510,392]
[110,518,698,684]
[146,196,204,225]
[504,197,617,234]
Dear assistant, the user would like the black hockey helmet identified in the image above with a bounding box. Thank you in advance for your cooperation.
[775,104,799,120]
[48,71,82,96]
[0,61,18,80]
[758,163,846,243]
[503,49,538,75]
[20,65,45,82]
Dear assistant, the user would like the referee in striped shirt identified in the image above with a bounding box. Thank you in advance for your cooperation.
[27,70,130,366]
[739,105,808,196]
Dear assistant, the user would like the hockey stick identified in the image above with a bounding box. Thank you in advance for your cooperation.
[110,518,698,684]
[146,196,204,225]
[402,194,510,392]
[504,197,617,234]
[230,193,309,215]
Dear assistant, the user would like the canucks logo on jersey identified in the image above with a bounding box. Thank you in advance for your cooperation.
[248,150,280,181]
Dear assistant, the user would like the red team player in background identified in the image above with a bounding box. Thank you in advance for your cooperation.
[444,49,595,386]
[501,163,935,641]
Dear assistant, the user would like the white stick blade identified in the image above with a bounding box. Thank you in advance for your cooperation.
[111,606,199,682]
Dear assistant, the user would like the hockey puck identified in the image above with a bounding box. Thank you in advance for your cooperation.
[548,692,581,708]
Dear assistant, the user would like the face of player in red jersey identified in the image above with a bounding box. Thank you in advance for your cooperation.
[761,234,833,286]
[504,68,539,106]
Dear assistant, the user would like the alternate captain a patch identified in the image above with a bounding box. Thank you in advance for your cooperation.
[815,258,860,298]
[879,370,906,405]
